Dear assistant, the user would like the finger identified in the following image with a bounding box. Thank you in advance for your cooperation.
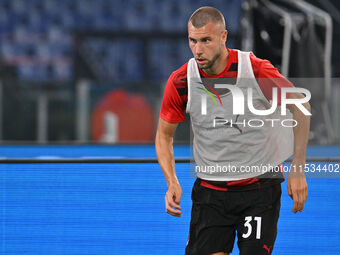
[299,186,308,212]
[168,190,182,205]
[287,182,293,199]
[167,210,181,217]
[174,192,182,204]
[292,191,300,213]
[298,203,305,212]
[295,189,304,212]
[166,192,182,209]
[166,207,182,217]
[297,189,304,212]
[168,200,182,210]
[165,196,182,216]
[298,193,304,212]
[166,206,181,216]
[166,192,181,209]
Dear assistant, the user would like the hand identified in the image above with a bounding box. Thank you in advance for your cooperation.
[165,182,182,217]
[287,163,308,213]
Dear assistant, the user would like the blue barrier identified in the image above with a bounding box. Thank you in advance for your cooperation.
[0,145,339,159]
[1,162,340,254]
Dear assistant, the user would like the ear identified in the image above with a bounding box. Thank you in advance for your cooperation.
[220,29,228,45]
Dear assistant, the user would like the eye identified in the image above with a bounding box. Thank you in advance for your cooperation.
[203,38,211,43]
[189,38,196,43]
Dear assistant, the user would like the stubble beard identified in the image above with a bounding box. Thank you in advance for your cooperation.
[199,46,222,71]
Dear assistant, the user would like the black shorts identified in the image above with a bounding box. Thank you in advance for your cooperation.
[185,179,282,255]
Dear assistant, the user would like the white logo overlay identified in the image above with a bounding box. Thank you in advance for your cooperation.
[200,85,311,128]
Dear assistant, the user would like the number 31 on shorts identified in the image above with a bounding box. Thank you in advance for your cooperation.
[242,216,262,239]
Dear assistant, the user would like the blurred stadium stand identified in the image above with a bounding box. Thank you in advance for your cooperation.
[0,0,243,143]
[0,0,339,144]
[0,0,241,81]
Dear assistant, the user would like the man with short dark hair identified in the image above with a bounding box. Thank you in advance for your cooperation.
[155,6,309,255]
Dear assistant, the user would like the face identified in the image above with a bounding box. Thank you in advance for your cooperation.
[188,21,227,72]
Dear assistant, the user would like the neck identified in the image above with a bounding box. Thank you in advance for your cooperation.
[203,48,229,75]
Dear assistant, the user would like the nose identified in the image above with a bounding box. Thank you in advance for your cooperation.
[194,42,203,56]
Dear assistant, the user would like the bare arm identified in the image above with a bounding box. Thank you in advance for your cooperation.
[155,118,182,217]
[286,92,311,213]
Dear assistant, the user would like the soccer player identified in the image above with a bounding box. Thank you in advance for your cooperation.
[155,6,309,255]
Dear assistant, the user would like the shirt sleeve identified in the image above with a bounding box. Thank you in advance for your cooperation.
[250,53,294,105]
[159,72,186,123]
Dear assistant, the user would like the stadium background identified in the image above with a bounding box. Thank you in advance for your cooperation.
[0,0,340,254]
